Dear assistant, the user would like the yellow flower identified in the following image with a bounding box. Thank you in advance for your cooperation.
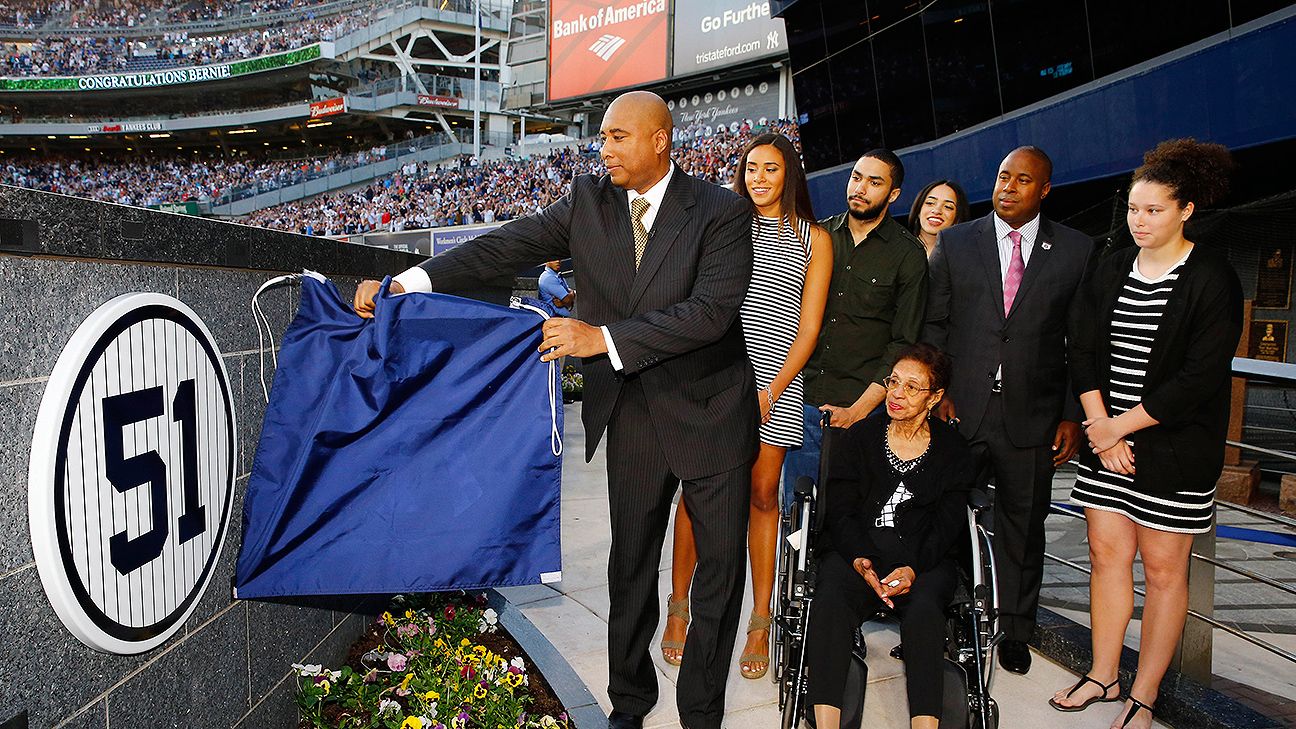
[460,638,471,647]
[401,718,423,729]
[424,690,440,701]
[382,611,395,626]
[318,679,331,696]
[405,609,415,620]
[434,638,446,650]
[473,683,488,699]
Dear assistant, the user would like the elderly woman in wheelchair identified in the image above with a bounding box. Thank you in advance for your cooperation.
[805,343,977,729]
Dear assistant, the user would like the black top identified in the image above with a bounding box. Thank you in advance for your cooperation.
[804,213,928,408]
[822,414,975,576]
[1069,244,1243,494]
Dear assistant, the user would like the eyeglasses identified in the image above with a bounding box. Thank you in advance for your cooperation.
[882,375,932,398]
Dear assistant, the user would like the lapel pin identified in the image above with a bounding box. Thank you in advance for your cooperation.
[1041,241,1052,250]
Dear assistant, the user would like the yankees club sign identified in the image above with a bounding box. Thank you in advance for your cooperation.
[28,293,237,654]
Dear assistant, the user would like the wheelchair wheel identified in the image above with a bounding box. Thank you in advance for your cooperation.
[970,698,998,729]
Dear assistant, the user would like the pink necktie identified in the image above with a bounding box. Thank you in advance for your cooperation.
[1003,229,1024,316]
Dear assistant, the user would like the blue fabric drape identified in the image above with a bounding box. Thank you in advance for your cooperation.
[235,275,562,597]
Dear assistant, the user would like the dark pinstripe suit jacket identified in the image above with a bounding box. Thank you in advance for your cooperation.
[417,170,759,481]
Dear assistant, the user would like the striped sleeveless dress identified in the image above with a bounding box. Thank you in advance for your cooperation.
[1071,250,1215,534]
[741,214,813,448]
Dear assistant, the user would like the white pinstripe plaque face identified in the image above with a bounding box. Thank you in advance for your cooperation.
[28,293,237,655]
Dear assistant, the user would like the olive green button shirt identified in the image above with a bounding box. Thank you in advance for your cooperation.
[804,212,929,408]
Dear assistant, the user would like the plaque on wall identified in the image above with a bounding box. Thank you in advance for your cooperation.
[1248,320,1288,362]
[1255,244,1292,309]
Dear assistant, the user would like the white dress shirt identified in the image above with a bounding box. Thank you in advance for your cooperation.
[392,164,677,372]
[993,212,1041,278]
[992,212,1041,384]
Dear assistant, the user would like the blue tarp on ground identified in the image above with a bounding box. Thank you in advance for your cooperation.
[234,275,562,598]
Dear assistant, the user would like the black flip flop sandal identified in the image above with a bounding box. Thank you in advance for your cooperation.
[1118,697,1156,728]
[1048,674,1121,712]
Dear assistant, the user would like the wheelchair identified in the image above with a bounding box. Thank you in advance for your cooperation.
[773,418,1001,729]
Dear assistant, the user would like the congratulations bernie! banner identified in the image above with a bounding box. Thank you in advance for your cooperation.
[0,44,322,91]
[234,274,563,598]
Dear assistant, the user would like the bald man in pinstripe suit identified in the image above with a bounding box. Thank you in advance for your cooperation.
[357,92,756,729]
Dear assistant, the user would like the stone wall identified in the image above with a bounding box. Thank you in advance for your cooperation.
[0,185,431,728]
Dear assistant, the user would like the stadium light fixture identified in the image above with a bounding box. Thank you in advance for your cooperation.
[69,135,88,139]
[307,121,332,128]
[46,135,55,139]
[228,128,257,135]
[149,133,171,139]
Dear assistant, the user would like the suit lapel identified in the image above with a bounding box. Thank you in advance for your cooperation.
[1006,217,1054,319]
[599,182,637,303]
[975,216,1005,323]
[627,171,695,310]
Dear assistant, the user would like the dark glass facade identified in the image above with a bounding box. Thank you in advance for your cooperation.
[782,0,1290,171]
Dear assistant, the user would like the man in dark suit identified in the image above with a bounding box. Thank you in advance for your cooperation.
[355,91,756,729]
[924,146,1090,674]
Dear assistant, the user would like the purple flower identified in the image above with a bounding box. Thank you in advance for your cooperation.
[387,653,408,671]
[363,669,379,683]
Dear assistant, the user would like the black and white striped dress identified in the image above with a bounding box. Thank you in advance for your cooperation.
[1071,250,1215,534]
[741,214,812,448]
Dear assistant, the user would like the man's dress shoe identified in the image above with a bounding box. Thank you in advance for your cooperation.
[608,710,644,729]
[998,638,1032,674]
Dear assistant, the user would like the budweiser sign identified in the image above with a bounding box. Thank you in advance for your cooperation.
[416,94,460,108]
[309,97,346,117]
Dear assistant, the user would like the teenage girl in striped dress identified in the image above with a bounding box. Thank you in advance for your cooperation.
[1054,139,1242,729]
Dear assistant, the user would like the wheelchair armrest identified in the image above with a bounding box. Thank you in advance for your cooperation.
[794,475,816,498]
[967,488,991,512]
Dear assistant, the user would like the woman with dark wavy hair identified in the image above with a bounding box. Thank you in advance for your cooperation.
[662,132,833,679]
[906,179,970,257]
[1052,139,1242,729]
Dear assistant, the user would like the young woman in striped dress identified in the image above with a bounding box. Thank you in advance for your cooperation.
[1053,139,1242,729]
[661,132,833,679]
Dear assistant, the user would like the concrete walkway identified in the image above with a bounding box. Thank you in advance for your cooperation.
[499,404,1170,728]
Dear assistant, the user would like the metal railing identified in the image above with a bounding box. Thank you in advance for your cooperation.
[349,74,502,104]
[1041,356,1296,685]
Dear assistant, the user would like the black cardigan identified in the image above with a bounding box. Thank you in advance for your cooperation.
[1069,244,1243,494]
[822,414,974,576]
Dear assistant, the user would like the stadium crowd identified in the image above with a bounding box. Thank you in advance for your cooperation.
[245,119,802,236]
[243,148,605,236]
[0,119,801,235]
[0,140,403,207]
[1,7,368,76]
[0,0,356,31]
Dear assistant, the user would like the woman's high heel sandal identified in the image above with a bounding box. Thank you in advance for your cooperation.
[739,612,772,679]
[659,594,690,666]
[1117,697,1155,728]
[1048,674,1121,712]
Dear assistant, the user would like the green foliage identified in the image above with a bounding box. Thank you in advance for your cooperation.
[293,593,568,729]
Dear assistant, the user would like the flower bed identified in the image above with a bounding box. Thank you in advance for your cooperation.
[295,592,570,729]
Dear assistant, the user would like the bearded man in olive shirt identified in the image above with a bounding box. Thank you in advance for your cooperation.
[783,149,929,497]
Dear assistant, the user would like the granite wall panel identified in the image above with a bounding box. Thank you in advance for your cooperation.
[1,188,407,728]
[0,381,40,575]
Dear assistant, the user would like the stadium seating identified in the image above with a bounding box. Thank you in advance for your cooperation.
[0,121,802,236]
[0,2,371,77]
